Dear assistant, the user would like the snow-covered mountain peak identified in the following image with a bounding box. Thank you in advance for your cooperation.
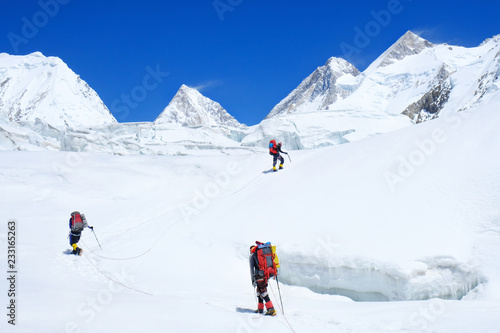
[399,30,429,42]
[0,52,116,129]
[175,84,198,101]
[265,57,360,118]
[154,84,242,128]
[479,34,500,47]
[323,57,361,80]
[2,52,63,70]
[178,83,192,93]
[393,30,433,50]
[325,56,355,71]
[371,30,434,69]
[27,51,44,58]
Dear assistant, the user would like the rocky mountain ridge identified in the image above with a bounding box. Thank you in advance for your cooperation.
[1,31,500,153]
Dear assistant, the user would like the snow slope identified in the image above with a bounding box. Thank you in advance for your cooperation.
[1,94,500,332]
[0,52,116,129]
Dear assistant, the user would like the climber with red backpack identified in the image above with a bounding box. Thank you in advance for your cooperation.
[68,211,93,255]
[269,140,287,172]
[249,241,280,316]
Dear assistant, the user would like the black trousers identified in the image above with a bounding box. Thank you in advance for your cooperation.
[272,154,284,167]
[69,233,81,246]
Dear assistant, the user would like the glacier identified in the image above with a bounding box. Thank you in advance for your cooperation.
[1,91,500,331]
[2,32,500,154]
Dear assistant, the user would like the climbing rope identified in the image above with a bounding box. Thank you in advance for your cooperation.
[270,281,297,333]
[219,173,264,200]
[81,239,151,261]
[82,251,154,296]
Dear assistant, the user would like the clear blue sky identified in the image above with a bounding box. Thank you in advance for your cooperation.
[1,0,499,125]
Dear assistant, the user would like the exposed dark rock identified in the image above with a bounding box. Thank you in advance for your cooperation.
[402,79,452,123]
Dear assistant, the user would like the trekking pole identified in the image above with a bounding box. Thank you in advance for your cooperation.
[276,275,284,314]
[91,228,102,250]
[253,285,259,313]
[284,152,292,163]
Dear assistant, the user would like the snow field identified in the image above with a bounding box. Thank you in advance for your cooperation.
[1,99,500,332]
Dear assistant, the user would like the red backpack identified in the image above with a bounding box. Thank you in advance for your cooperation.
[254,241,280,279]
[269,140,277,155]
[70,211,84,233]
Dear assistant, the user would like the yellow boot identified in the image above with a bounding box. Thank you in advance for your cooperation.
[279,164,284,170]
[273,166,277,171]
